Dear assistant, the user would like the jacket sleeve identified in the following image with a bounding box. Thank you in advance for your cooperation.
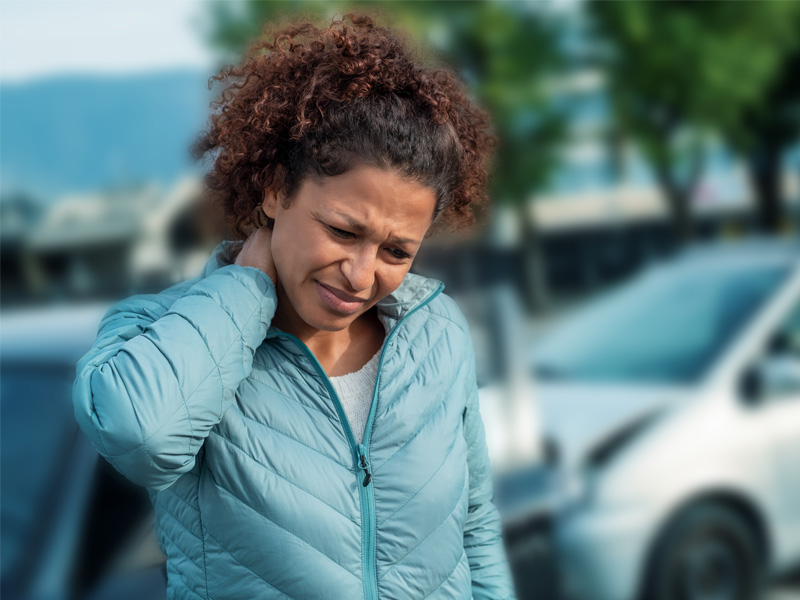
[72,263,276,491]
[462,333,517,600]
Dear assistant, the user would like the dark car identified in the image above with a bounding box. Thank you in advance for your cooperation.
[1,303,167,600]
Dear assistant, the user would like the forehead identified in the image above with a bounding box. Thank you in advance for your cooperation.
[295,166,436,236]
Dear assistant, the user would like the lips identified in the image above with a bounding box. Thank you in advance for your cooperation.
[317,282,368,303]
[315,281,369,315]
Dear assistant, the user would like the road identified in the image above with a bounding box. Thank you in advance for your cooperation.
[767,590,800,600]
[768,580,800,599]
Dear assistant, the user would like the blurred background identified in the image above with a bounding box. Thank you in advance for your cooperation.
[2,1,799,599]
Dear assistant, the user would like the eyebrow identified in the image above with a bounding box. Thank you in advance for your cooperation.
[331,211,422,245]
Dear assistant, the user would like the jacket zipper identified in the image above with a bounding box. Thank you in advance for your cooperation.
[268,281,444,600]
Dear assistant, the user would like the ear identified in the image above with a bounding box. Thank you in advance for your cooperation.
[261,187,279,220]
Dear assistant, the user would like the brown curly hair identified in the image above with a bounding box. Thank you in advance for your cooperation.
[191,12,495,243]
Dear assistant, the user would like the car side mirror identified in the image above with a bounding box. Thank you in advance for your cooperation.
[739,365,762,405]
[740,353,800,406]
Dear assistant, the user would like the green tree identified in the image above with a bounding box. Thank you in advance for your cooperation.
[738,39,800,233]
[588,0,800,243]
[411,1,565,310]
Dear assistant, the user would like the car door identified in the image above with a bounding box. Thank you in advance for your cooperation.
[756,295,800,566]
[0,362,81,599]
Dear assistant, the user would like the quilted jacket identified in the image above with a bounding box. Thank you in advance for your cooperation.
[73,244,515,600]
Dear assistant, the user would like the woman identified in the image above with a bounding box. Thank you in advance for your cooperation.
[73,13,515,600]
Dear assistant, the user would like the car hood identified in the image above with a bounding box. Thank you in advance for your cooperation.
[0,303,109,365]
[536,382,693,466]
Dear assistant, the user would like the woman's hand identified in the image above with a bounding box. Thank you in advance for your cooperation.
[235,226,278,286]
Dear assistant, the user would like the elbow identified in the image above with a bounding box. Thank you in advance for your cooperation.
[109,439,193,491]
[73,361,147,457]
[73,363,196,490]
[92,439,192,492]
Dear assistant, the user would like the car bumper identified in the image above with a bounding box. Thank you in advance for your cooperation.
[555,502,656,600]
[504,511,561,600]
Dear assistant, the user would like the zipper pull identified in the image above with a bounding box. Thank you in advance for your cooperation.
[357,443,372,487]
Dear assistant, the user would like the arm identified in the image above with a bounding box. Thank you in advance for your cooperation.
[462,334,517,600]
[72,257,276,491]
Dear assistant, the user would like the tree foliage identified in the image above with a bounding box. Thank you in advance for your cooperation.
[588,0,800,240]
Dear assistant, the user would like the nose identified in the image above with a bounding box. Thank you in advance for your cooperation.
[341,247,376,292]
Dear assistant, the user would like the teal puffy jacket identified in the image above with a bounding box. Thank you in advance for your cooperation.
[73,244,515,599]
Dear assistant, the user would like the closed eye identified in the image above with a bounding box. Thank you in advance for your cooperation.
[328,226,355,239]
[326,222,412,260]
[389,248,412,260]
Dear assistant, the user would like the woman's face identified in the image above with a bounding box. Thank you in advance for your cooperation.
[262,164,436,338]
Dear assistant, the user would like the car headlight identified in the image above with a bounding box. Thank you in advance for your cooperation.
[585,409,662,470]
[555,410,664,513]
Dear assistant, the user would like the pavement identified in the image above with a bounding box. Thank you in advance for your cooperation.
[767,589,800,600]
[768,577,800,600]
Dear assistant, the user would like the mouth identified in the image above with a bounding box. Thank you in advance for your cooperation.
[315,281,368,315]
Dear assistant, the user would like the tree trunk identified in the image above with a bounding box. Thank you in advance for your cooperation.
[748,142,784,233]
[518,205,550,314]
[653,160,694,246]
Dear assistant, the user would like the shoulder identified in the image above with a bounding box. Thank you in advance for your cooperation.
[101,242,233,324]
[422,291,472,342]
[102,280,193,326]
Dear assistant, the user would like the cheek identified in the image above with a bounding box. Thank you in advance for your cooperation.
[377,265,412,295]
[274,229,338,279]
[305,234,339,269]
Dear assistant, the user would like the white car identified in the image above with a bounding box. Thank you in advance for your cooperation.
[524,240,800,600]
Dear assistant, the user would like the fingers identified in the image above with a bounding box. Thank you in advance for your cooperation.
[235,226,278,285]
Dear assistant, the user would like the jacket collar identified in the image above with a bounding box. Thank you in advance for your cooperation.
[374,272,443,330]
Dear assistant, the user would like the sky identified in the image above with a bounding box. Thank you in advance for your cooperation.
[0,0,216,83]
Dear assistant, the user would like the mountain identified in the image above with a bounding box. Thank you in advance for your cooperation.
[0,68,219,203]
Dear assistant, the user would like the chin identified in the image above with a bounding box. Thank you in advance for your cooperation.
[302,306,362,332]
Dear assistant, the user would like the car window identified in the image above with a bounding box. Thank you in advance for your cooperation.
[752,298,800,400]
[778,299,800,355]
[534,261,790,384]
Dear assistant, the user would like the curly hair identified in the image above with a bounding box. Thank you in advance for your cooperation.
[191,12,495,243]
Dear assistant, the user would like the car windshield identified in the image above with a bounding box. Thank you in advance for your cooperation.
[534,259,791,384]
